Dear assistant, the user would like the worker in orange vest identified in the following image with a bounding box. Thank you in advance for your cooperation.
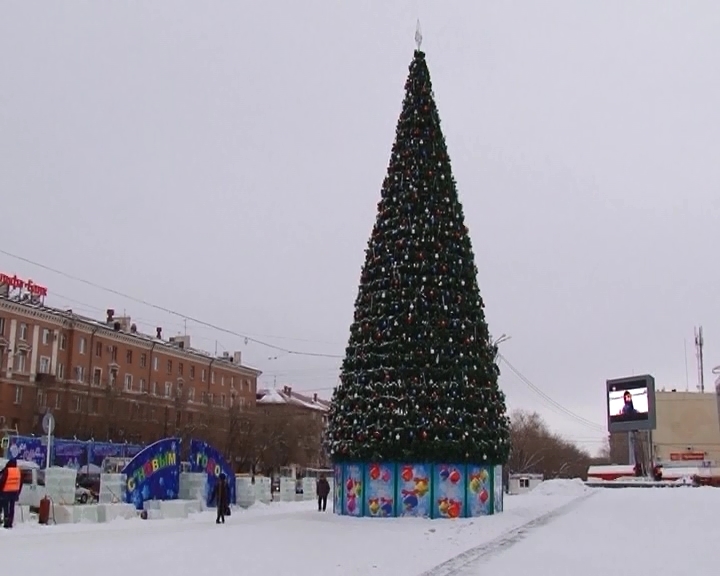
[0,459,22,528]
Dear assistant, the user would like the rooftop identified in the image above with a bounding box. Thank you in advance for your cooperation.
[256,385,329,412]
[0,293,261,376]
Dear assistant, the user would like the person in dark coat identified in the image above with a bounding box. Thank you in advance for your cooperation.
[211,473,229,524]
[316,473,330,512]
[0,459,22,528]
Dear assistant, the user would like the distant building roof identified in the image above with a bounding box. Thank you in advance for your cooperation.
[256,386,329,412]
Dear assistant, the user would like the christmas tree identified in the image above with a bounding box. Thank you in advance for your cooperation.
[327,49,511,465]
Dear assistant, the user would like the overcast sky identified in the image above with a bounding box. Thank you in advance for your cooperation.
[2,1,719,454]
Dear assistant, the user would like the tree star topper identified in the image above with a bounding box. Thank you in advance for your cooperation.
[415,19,423,51]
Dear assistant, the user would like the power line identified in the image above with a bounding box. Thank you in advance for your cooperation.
[0,249,343,359]
[498,353,606,432]
[1,249,608,431]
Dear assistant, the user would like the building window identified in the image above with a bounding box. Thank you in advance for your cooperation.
[57,363,65,380]
[209,393,214,406]
[74,395,82,413]
[14,351,27,373]
[91,398,99,414]
[59,333,67,350]
[37,391,46,408]
[139,378,147,393]
[211,371,215,384]
[109,369,118,386]
[152,381,157,396]
[0,317,5,336]
[187,412,194,424]
[175,411,182,427]
[79,337,86,355]
[140,353,147,368]
[221,394,226,408]
[74,366,85,382]
[93,368,102,386]
[150,408,157,421]
[188,387,195,402]
[230,376,234,389]
[164,382,172,398]
[244,379,250,391]
[124,374,133,392]
[39,356,51,374]
[42,329,50,345]
[166,359,172,374]
[201,369,206,382]
[55,393,62,409]
[178,362,184,376]
[221,375,225,387]
[153,357,158,371]
[95,341,102,357]
[126,349,133,364]
[19,323,28,341]
[519,478,530,489]
[14,385,22,405]
[110,345,118,362]
[238,396,246,407]
[189,365,195,380]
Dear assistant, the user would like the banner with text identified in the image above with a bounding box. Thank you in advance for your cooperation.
[121,438,181,510]
[53,439,89,470]
[189,439,235,505]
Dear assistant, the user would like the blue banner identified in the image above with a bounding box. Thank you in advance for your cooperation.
[123,444,143,458]
[189,439,235,505]
[53,439,89,470]
[5,436,46,467]
[121,438,180,510]
[88,442,124,472]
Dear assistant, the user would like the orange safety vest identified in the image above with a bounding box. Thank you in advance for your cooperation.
[2,467,21,493]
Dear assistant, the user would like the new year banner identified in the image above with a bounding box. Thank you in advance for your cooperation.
[342,464,364,516]
[333,464,343,514]
[189,439,236,505]
[5,436,46,467]
[53,439,89,470]
[466,465,492,517]
[122,437,180,510]
[364,463,396,517]
[88,442,124,473]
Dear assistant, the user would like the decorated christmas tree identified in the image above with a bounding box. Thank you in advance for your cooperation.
[327,48,511,466]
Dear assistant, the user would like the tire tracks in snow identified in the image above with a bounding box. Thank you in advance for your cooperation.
[418,491,597,576]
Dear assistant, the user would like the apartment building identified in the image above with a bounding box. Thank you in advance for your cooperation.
[0,276,261,445]
[256,385,330,468]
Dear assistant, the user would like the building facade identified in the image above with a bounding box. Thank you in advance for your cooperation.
[256,385,329,468]
[0,287,261,447]
[608,390,720,467]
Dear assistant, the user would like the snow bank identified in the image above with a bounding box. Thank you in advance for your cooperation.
[532,478,589,496]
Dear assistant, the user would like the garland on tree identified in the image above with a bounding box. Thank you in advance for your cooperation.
[327,50,511,464]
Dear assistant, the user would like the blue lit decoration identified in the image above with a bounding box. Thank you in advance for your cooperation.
[121,438,181,510]
[189,439,236,505]
[333,463,502,519]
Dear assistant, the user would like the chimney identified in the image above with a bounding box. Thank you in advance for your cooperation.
[130,323,138,334]
[313,393,318,403]
[106,309,115,323]
[286,386,292,397]
[233,351,242,365]
[156,327,162,339]
[113,322,121,332]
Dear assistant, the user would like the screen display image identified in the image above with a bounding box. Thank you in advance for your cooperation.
[608,383,649,424]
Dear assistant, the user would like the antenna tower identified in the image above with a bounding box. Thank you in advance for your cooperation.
[695,326,705,392]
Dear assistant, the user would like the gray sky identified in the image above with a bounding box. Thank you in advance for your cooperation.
[2,1,719,454]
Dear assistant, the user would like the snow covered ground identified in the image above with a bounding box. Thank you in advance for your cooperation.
[3,480,718,575]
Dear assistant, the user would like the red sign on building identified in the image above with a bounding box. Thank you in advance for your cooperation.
[0,273,48,297]
[669,452,705,461]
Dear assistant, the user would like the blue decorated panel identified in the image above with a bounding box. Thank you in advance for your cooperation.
[432,464,466,519]
[342,463,364,516]
[333,464,343,514]
[466,465,493,517]
[395,463,431,518]
[364,463,396,517]
[493,465,504,514]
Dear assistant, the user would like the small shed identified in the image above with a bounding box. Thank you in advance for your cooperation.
[508,473,544,495]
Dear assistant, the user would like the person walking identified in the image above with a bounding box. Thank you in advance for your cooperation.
[0,459,22,528]
[316,473,330,512]
[211,473,229,524]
